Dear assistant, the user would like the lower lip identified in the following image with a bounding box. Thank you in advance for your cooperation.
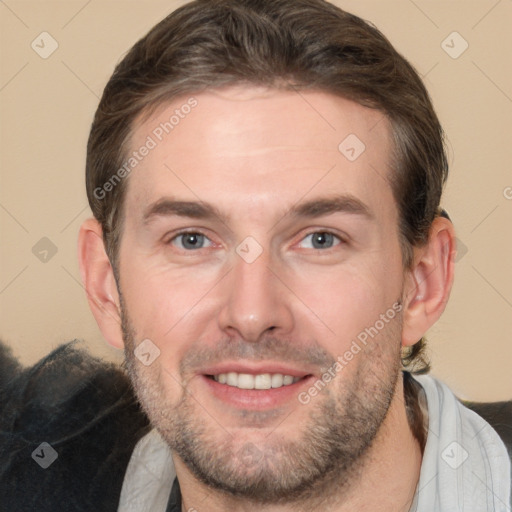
[201,375,314,410]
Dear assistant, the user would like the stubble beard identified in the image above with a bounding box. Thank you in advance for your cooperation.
[121,304,402,505]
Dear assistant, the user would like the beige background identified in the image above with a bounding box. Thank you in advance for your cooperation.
[1,1,511,401]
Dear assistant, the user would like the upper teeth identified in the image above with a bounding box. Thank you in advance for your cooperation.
[213,372,300,390]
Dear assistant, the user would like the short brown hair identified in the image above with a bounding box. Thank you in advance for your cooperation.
[86,0,448,373]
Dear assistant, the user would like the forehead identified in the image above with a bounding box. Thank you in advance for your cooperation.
[124,86,396,223]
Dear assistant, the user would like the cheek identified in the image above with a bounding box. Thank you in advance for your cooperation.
[287,257,403,352]
[119,253,223,350]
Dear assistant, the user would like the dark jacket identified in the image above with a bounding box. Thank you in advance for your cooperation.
[0,341,150,512]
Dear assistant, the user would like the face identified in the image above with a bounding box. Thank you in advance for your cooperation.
[118,86,406,502]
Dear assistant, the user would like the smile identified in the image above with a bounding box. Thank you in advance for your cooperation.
[211,372,302,390]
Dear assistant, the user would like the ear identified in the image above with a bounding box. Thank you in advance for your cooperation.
[78,218,124,349]
[402,216,456,347]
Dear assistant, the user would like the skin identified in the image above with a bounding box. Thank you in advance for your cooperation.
[79,86,456,511]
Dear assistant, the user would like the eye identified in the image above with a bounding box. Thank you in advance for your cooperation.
[298,231,342,250]
[169,232,213,250]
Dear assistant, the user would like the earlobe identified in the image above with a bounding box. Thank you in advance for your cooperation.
[401,217,456,347]
[78,218,124,349]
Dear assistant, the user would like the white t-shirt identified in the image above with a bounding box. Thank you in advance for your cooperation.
[118,375,511,511]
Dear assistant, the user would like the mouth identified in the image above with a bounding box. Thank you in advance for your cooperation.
[197,363,315,410]
[209,372,302,390]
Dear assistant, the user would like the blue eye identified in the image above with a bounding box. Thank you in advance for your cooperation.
[299,232,341,250]
[171,232,213,250]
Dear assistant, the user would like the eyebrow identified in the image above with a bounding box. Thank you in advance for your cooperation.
[142,198,226,224]
[289,195,373,220]
[141,194,373,225]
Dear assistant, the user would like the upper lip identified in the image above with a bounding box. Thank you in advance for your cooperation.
[198,361,314,378]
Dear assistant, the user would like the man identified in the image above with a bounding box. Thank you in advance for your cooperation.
[1,0,510,511]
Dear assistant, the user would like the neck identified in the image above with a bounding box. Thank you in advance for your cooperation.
[175,373,423,512]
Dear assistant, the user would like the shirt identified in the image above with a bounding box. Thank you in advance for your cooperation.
[410,375,510,511]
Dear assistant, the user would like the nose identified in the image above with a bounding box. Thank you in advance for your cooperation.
[217,247,294,342]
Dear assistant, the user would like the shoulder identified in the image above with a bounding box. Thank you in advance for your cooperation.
[410,373,511,508]
[0,339,151,512]
[463,399,512,462]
